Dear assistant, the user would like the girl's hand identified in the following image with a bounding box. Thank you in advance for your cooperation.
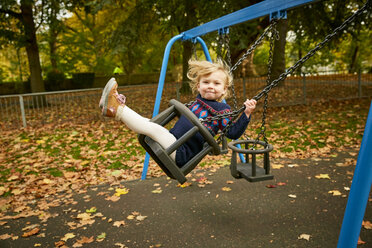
[244,99,257,117]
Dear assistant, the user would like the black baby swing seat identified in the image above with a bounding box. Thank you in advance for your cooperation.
[138,99,221,184]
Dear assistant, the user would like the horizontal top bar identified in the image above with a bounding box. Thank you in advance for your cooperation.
[182,0,319,40]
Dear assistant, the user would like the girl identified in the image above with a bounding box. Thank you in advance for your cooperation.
[99,59,257,167]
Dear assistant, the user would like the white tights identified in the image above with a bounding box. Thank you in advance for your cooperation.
[115,105,177,159]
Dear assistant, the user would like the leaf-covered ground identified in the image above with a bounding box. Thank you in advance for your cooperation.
[0,97,371,245]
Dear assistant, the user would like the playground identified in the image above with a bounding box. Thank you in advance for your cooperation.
[1,0,372,247]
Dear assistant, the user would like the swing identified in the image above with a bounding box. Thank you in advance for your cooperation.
[139,1,369,184]
[138,99,220,184]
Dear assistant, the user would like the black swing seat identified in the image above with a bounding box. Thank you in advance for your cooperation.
[228,140,274,182]
[138,99,220,184]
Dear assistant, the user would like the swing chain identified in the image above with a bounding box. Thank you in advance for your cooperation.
[252,0,370,102]
[229,18,279,73]
[251,21,279,148]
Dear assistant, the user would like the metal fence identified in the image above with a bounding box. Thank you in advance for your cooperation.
[1,71,371,130]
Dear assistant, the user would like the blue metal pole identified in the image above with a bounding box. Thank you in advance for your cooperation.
[195,37,212,62]
[337,101,372,248]
[141,34,183,180]
[182,0,319,40]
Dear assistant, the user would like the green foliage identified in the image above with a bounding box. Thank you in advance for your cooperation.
[0,0,371,85]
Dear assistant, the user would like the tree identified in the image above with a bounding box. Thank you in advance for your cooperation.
[0,0,45,92]
[287,0,371,73]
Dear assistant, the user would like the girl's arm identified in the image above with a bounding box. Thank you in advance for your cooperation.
[225,99,256,139]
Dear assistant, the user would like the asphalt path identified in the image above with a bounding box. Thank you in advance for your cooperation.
[1,149,371,248]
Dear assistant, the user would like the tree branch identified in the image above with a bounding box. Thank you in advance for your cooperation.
[0,8,22,19]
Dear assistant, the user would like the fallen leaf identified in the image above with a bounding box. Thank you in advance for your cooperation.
[136,215,147,221]
[272,164,284,169]
[288,164,299,168]
[113,221,126,227]
[105,195,120,202]
[72,236,94,247]
[266,184,277,188]
[22,228,40,238]
[96,232,106,242]
[222,187,231,192]
[61,232,75,242]
[0,234,12,240]
[127,215,135,220]
[152,189,162,194]
[226,180,234,184]
[177,182,192,188]
[298,234,311,241]
[362,220,372,229]
[358,237,366,245]
[86,207,97,213]
[315,174,331,179]
[328,190,342,196]
[115,188,129,196]
[277,182,287,186]
[288,194,297,198]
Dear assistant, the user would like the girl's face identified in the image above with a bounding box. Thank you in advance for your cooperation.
[197,70,227,101]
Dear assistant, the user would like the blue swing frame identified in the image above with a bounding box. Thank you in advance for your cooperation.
[140,1,372,246]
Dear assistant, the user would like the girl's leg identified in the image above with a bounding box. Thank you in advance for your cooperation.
[115,105,177,159]
[100,78,177,159]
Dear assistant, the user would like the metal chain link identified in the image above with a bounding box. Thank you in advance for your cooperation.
[252,22,279,148]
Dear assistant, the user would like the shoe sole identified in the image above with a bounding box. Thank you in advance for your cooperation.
[101,78,117,116]
[99,78,116,109]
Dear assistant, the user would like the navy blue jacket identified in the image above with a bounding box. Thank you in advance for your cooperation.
[170,95,250,167]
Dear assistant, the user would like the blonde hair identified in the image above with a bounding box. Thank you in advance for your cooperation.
[187,59,233,101]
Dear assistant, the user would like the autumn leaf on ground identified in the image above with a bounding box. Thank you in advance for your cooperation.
[222,187,231,192]
[272,164,284,169]
[86,207,97,213]
[73,236,94,247]
[358,237,366,245]
[288,194,297,198]
[152,188,162,194]
[328,190,342,196]
[0,234,13,240]
[177,182,192,188]
[113,220,126,227]
[288,164,299,168]
[362,220,372,229]
[266,184,277,188]
[61,232,75,242]
[298,234,311,241]
[226,180,234,184]
[115,187,129,196]
[136,215,147,221]
[127,215,135,220]
[96,232,106,242]
[105,195,120,202]
[22,227,40,238]
[315,174,331,179]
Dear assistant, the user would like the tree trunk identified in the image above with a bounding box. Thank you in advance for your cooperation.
[349,45,359,73]
[180,41,192,93]
[20,0,45,93]
[271,18,288,86]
